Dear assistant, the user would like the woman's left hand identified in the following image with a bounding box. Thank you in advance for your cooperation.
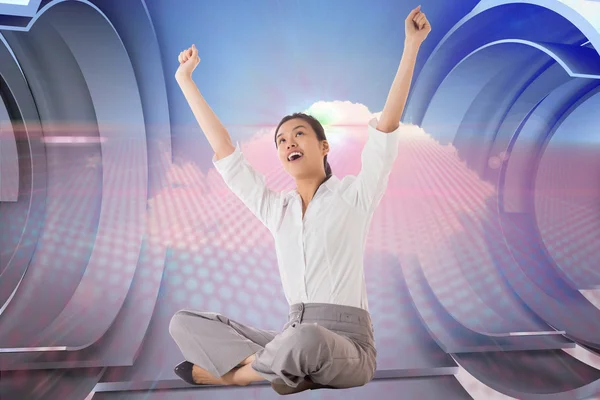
[405,5,431,47]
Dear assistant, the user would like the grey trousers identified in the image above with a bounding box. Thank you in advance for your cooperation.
[169,302,377,388]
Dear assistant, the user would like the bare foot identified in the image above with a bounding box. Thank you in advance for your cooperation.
[237,353,256,367]
[191,357,260,386]
[230,362,266,386]
[192,365,232,385]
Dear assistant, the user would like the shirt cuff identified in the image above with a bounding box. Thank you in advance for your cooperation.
[367,117,403,155]
[212,141,243,178]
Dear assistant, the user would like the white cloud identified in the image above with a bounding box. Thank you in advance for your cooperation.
[303,100,382,125]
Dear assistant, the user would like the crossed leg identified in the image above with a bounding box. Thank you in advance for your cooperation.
[170,309,276,387]
[191,353,265,386]
[170,309,373,390]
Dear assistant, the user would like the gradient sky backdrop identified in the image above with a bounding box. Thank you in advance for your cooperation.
[144,0,478,167]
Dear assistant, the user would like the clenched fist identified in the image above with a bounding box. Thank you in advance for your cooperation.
[176,44,200,80]
[405,6,431,46]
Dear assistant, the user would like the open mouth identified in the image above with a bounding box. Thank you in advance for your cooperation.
[287,152,304,162]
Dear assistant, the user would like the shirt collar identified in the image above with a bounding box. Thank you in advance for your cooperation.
[287,175,340,200]
[322,175,340,192]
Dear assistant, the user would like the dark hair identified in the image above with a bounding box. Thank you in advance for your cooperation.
[274,112,333,179]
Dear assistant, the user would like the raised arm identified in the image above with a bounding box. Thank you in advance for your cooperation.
[377,6,431,132]
[175,45,235,161]
[344,7,431,213]
[175,45,281,230]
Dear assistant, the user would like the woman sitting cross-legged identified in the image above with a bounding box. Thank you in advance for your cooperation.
[169,6,431,395]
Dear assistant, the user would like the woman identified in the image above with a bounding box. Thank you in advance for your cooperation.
[169,6,430,395]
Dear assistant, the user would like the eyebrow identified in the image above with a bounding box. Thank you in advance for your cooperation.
[276,125,306,139]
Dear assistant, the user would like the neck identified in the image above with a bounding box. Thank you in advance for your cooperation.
[295,173,328,206]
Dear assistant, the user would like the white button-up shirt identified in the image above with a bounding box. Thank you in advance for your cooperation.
[213,118,403,311]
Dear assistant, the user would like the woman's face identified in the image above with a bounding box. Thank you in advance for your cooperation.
[276,118,329,180]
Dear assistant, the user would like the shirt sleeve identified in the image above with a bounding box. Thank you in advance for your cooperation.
[212,142,281,231]
[343,117,402,213]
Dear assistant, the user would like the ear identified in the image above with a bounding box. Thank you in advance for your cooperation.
[321,140,330,156]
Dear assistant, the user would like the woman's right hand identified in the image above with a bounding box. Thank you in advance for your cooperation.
[176,44,200,80]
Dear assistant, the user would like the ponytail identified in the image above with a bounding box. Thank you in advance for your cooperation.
[324,155,332,179]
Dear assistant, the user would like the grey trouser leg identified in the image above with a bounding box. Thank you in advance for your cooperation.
[169,309,277,378]
[169,303,377,389]
[251,322,376,388]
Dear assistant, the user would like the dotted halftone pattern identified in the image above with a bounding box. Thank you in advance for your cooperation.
[152,126,499,355]
[35,134,148,341]
[0,144,103,342]
[146,122,599,377]
[0,186,37,275]
[0,130,149,349]
[534,145,600,288]
[148,127,291,331]
[332,125,547,334]
[363,250,454,370]
[0,121,47,279]
[1,118,594,399]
